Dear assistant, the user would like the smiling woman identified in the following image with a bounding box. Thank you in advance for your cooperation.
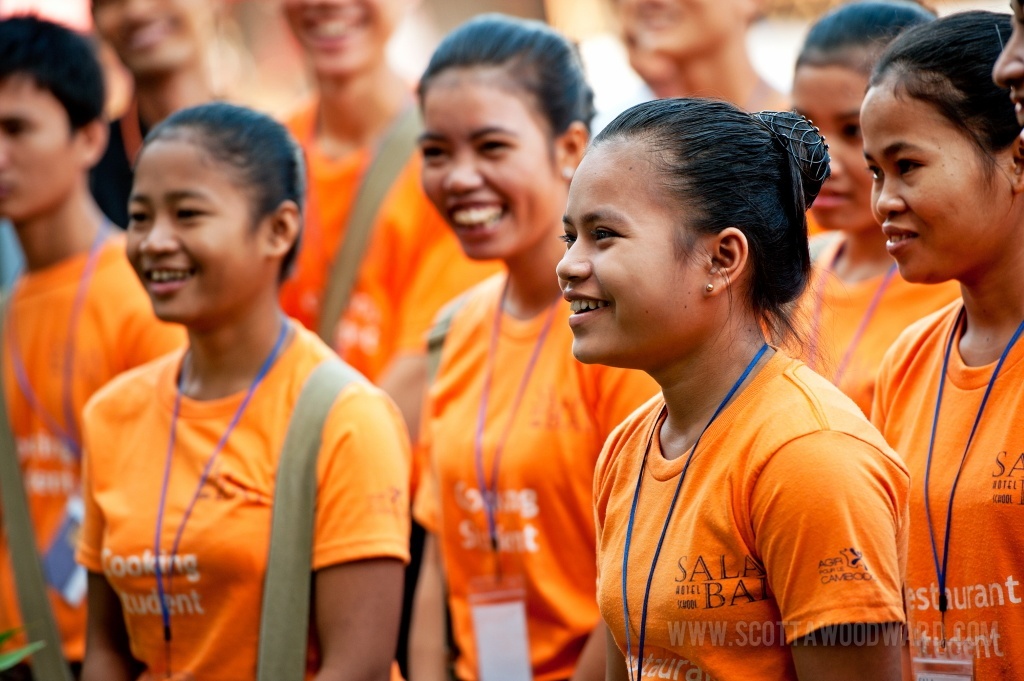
[77,102,412,681]
[408,15,657,681]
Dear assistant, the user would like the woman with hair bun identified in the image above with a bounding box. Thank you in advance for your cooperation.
[559,98,908,679]
[791,0,960,417]
[865,11,1024,678]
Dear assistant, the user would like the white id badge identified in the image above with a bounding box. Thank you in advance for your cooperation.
[909,629,974,681]
[468,574,532,681]
[42,496,87,606]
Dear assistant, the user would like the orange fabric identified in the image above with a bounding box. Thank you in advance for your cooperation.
[414,275,659,681]
[0,236,184,661]
[77,323,411,680]
[794,236,961,416]
[596,353,909,679]
[279,103,500,381]
[872,301,1024,678]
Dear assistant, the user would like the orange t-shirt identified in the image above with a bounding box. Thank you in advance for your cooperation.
[596,352,909,680]
[0,236,184,661]
[795,236,961,416]
[872,301,1024,678]
[76,323,411,680]
[414,274,659,681]
[279,103,500,381]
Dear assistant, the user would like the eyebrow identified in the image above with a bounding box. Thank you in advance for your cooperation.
[418,126,519,144]
[128,189,212,203]
[864,141,925,160]
[562,208,627,227]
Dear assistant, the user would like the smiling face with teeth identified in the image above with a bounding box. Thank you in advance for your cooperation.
[93,0,214,79]
[862,78,1024,286]
[419,67,583,265]
[284,0,410,79]
[126,135,296,329]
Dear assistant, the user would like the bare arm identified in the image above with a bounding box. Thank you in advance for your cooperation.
[80,572,139,681]
[377,353,428,443]
[791,623,903,681]
[314,558,406,681]
[407,533,448,681]
[605,624,629,681]
[569,621,608,681]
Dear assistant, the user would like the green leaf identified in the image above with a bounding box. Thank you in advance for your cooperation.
[0,641,46,671]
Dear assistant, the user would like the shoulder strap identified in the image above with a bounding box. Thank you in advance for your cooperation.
[0,292,74,681]
[256,358,367,681]
[425,294,470,385]
[317,106,423,342]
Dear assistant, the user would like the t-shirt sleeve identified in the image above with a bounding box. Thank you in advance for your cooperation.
[313,384,413,570]
[593,367,660,441]
[76,402,106,573]
[749,430,909,642]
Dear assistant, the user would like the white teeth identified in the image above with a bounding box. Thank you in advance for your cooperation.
[887,233,913,245]
[452,206,503,226]
[149,269,192,283]
[315,20,348,38]
[570,299,609,313]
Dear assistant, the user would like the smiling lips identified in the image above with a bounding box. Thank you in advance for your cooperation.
[569,299,609,314]
[451,205,503,229]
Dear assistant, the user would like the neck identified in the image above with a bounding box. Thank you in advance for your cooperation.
[181,295,289,400]
[653,41,779,110]
[12,186,105,272]
[502,226,566,320]
[134,65,215,126]
[957,247,1024,366]
[654,314,769,460]
[830,229,894,284]
[314,63,408,157]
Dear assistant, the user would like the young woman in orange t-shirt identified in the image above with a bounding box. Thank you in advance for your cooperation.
[559,99,909,679]
[408,15,658,681]
[865,12,1024,678]
[78,102,410,681]
[790,1,961,416]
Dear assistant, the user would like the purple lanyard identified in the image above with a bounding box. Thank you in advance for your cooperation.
[808,253,897,386]
[152,319,289,670]
[4,227,108,459]
[473,280,557,561]
[924,307,1024,646]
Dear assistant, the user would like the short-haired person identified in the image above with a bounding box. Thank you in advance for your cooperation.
[559,98,909,679]
[77,103,410,681]
[280,0,498,435]
[864,11,1024,678]
[0,15,183,673]
[790,0,960,416]
[90,0,219,228]
[408,15,658,681]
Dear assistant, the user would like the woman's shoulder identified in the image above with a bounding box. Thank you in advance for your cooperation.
[84,350,181,423]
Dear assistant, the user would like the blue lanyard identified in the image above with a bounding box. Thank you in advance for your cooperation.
[924,307,1024,645]
[473,280,556,566]
[152,320,289,661]
[621,343,768,680]
[5,226,108,459]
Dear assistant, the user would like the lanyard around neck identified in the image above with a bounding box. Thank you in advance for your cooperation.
[924,306,1024,645]
[5,226,109,459]
[621,343,769,681]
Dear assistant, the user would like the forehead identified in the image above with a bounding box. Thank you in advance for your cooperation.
[568,139,679,219]
[422,66,550,134]
[0,75,68,124]
[861,79,982,156]
[132,136,242,197]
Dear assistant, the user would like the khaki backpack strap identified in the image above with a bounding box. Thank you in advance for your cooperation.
[808,231,841,265]
[317,106,423,342]
[256,358,366,681]
[0,292,74,681]
[425,294,469,385]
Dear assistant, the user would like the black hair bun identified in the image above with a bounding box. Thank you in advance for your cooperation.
[751,110,831,206]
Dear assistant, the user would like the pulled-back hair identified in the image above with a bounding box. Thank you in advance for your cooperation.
[0,15,105,130]
[143,102,306,281]
[797,0,935,74]
[870,11,1019,163]
[595,98,830,343]
[418,13,595,134]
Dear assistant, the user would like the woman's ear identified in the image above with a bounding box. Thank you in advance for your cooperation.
[554,121,590,181]
[703,227,750,296]
[263,200,301,265]
[1009,130,1024,195]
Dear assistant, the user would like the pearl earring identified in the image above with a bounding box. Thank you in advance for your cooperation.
[705,283,715,293]
[562,168,574,180]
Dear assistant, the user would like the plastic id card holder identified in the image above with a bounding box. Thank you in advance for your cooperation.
[909,630,974,681]
[42,495,87,606]
[468,574,532,681]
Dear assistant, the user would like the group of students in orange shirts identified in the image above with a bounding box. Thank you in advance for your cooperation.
[3,1,1024,680]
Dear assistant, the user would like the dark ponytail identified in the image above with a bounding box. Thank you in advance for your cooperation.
[595,98,830,343]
